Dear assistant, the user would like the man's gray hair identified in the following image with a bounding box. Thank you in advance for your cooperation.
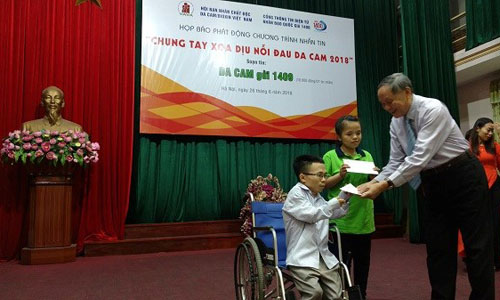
[377,73,413,94]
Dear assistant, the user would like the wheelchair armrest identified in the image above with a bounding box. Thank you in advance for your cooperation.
[252,226,280,267]
[252,226,273,232]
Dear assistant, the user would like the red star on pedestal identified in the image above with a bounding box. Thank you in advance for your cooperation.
[75,0,102,9]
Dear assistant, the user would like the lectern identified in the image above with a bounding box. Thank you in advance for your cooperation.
[2,126,98,264]
[20,164,76,264]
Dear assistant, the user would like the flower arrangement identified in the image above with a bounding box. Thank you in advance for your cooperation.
[1,130,100,167]
[239,174,287,236]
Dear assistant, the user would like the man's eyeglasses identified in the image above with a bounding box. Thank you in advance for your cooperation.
[303,172,329,179]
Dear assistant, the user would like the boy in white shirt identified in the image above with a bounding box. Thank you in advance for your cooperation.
[283,155,350,300]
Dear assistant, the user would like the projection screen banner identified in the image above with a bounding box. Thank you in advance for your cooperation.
[141,0,357,139]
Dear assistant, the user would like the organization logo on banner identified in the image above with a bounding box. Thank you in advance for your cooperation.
[178,1,194,16]
[313,20,327,31]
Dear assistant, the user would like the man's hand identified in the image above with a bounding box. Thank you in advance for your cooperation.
[369,166,381,180]
[357,181,388,199]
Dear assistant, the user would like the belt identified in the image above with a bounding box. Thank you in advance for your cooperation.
[421,150,472,178]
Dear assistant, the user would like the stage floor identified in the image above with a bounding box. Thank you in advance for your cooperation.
[1,238,499,300]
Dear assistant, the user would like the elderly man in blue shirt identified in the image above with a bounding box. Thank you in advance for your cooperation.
[359,73,494,300]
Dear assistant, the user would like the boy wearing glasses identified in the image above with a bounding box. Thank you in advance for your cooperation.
[283,155,350,300]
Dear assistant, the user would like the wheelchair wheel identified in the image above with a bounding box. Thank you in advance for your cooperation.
[234,237,264,300]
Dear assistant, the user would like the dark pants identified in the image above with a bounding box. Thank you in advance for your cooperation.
[329,232,371,298]
[420,153,495,300]
[490,180,500,268]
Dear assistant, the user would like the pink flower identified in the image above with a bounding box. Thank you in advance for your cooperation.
[57,142,66,148]
[45,151,56,160]
[59,150,64,154]
[33,131,42,137]
[49,138,57,145]
[11,130,21,139]
[31,144,38,150]
[262,184,273,192]
[66,155,73,162]
[41,142,51,152]
[7,152,14,159]
[22,143,31,150]
[262,184,274,198]
[76,149,84,157]
[22,135,33,142]
[50,131,59,136]
[26,153,32,157]
[78,137,86,144]
[91,142,100,151]
[64,136,72,143]
[35,150,44,157]
[7,143,14,150]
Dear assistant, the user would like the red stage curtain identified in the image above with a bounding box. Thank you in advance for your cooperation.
[0,0,135,260]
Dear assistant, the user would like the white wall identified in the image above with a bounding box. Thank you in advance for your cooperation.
[458,71,500,133]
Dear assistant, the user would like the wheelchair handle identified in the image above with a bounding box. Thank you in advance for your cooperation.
[330,224,343,262]
[330,224,354,291]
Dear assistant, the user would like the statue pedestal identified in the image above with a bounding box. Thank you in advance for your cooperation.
[21,170,76,264]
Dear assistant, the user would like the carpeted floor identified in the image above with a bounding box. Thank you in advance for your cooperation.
[1,238,499,299]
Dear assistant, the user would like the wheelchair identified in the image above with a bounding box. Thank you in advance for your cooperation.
[234,193,362,300]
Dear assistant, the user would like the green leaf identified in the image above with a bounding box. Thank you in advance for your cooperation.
[21,153,27,164]
[14,151,21,162]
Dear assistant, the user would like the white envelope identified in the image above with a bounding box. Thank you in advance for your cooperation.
[340,183,362,196]
[343,159,378,175]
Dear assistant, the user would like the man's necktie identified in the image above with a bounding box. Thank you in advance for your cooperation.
[405,117,422,190]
